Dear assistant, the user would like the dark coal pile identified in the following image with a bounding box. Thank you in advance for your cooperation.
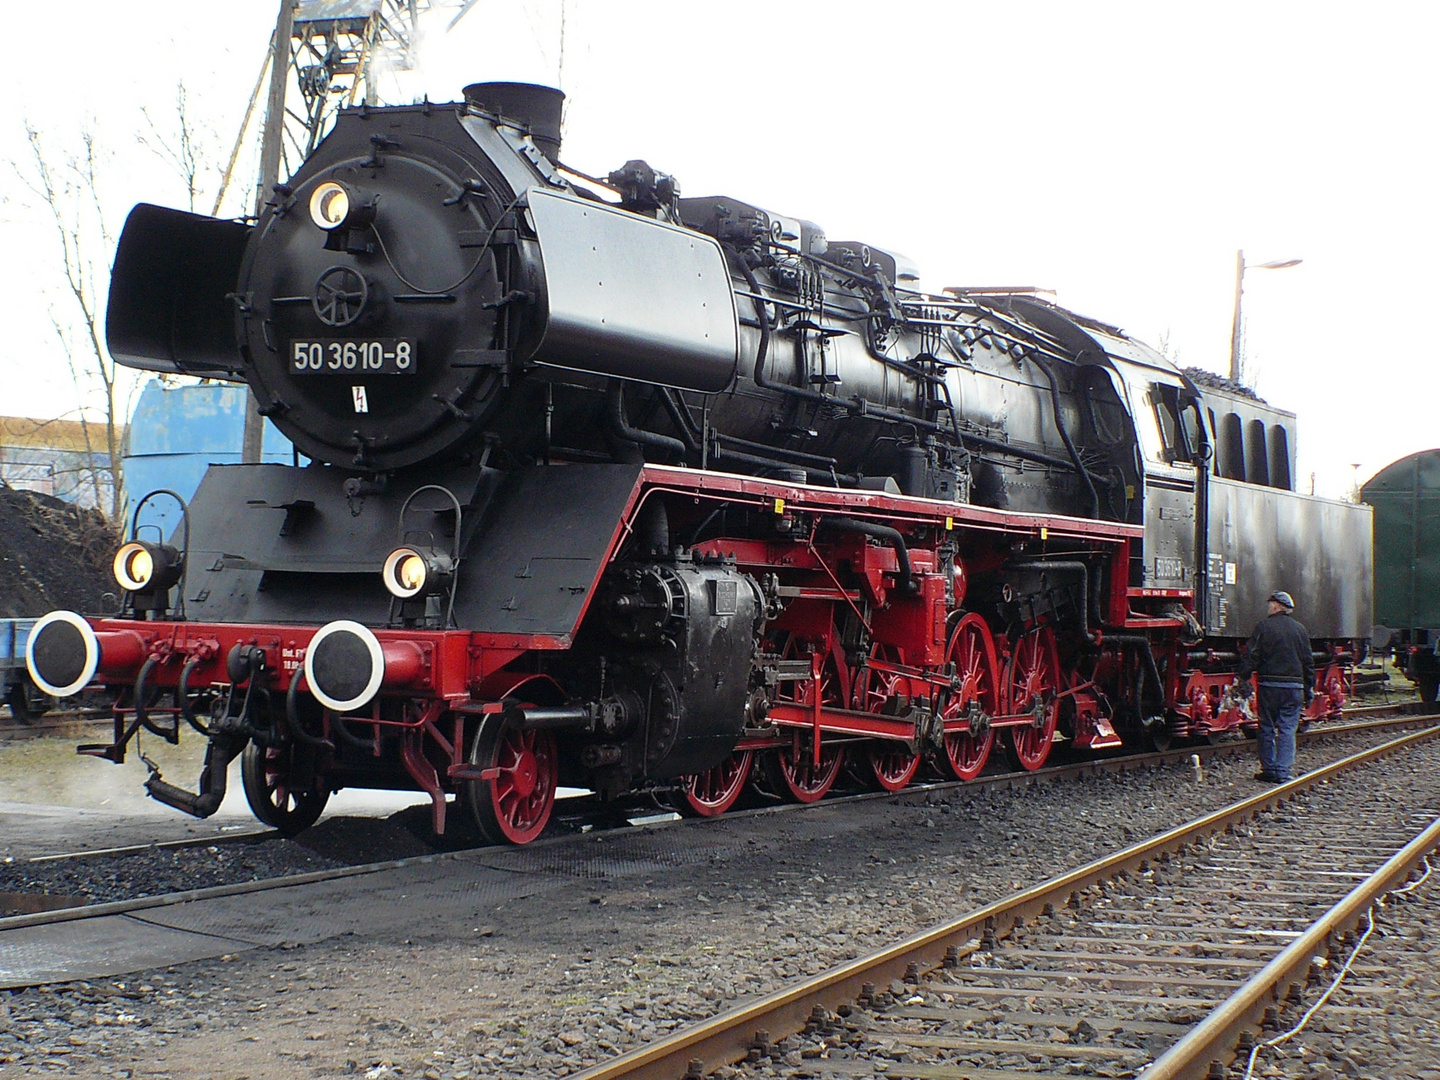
[0,805,472,907]
[0,483,117,618]
[0,838,348,907]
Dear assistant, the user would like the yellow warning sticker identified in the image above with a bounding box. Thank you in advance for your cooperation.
[773,498,785,514]
[1041,526,1049,540]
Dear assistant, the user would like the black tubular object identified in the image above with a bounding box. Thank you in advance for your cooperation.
[1006,559,1101,643]
[177,656,211,736]
[285,674,337,751]
[659,385,847,472]
[133,656,179,741]
[824,516,917,595]
[144,734,247,818]
[607,382,688,458]
[729,248,835,409]
[650,380,851,483]
[505,703,594,730]
[1029,354,1100,518]
[1105,631,1166,713]
[656,387,701,451]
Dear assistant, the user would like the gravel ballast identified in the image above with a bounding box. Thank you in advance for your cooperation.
[0,726,1435,1079]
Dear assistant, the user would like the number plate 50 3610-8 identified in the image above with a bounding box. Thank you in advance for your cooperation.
[291,339,416,375]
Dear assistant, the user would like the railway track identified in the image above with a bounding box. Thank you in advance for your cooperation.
[9,705,1433,873]
[0,707,110,741]
[563,723,1440,1080]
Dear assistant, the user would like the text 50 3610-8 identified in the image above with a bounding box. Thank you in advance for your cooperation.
[290,339,416,375]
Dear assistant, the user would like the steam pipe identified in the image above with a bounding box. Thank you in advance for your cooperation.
[1006,559,1100,643]
[823,516,916,595]
[728,248,835,408]
[657,387,701,450]
[607,382,688,458]
[1104,632,1165,713]
[285,673,336,751]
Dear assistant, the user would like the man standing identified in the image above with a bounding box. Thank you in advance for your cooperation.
[1235,590,1314,782]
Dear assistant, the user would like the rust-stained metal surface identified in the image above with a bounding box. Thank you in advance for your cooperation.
[1205,477,1373,639]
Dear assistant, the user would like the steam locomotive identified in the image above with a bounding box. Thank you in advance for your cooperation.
[25,83,1372,843]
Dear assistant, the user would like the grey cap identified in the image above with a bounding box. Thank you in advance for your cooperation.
[1269,590,1295,610]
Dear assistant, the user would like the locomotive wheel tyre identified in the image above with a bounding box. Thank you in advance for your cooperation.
[676,749,754,818]
[762,731,846,803]
[1146,720,1175,753]
[764,635,847,803]
[867,743,921,792]
[941,613,998,782]
[5,677,53,724]
[240,741,329,835]
[1003,625,1060,772]
[465,712,558,845]
[854,641,920,792]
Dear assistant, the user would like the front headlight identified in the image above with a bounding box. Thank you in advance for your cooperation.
[382,546,453,599]
[309,181,352,230]
[114,542,155,590]
[383,547,427,598]
[113,540,182,593]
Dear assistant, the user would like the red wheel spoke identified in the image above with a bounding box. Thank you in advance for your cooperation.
[942,613,998,782]
[1005,625,1059,771]
[681,750,753,817]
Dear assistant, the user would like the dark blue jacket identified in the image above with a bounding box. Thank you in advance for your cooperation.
[1237,612,1314,697]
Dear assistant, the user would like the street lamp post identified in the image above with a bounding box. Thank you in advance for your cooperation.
[1228,250,1302,384]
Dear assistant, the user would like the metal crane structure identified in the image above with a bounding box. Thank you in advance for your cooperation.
[216,0,467,222]
[226,0,478,460]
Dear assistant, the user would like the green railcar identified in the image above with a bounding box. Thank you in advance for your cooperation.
[1362,449,1440,701]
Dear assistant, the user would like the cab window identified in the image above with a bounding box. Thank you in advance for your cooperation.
[1150,384,1199,465]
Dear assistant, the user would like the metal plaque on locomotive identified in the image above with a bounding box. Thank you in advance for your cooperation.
[290,338,415,375]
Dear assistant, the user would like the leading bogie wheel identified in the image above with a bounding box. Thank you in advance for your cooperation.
[241,741,330,835]
[941,613,999,781]
[465,712,558,845]
[676,749,754,817]
[1003,624,1060,772]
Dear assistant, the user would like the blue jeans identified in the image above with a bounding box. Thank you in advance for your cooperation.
[1256,683,1303,780]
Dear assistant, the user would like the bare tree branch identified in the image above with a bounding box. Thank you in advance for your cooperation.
[16,121,126,522]
[138,82,218,214]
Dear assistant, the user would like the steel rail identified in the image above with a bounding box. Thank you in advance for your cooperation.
[563,723,1440,1080]
[10,706,1435,868]
[25,830,276,864]
[1139,811,1440,1079]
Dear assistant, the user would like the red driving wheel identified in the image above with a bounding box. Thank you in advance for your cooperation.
[854,642,920,792]
[763,634,847,803]
[941,612,999,781]
[1004,624,1060,771]
[677,749,754,817]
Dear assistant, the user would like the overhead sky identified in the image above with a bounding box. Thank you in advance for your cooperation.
[1,1,1434,498]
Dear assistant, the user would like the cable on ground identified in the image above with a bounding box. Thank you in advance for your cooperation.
[1239,852,1435,1079]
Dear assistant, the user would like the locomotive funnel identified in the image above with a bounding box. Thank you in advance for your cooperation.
[463,81,565,160]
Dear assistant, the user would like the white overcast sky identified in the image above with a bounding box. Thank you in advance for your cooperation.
[1,1,1434,498]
